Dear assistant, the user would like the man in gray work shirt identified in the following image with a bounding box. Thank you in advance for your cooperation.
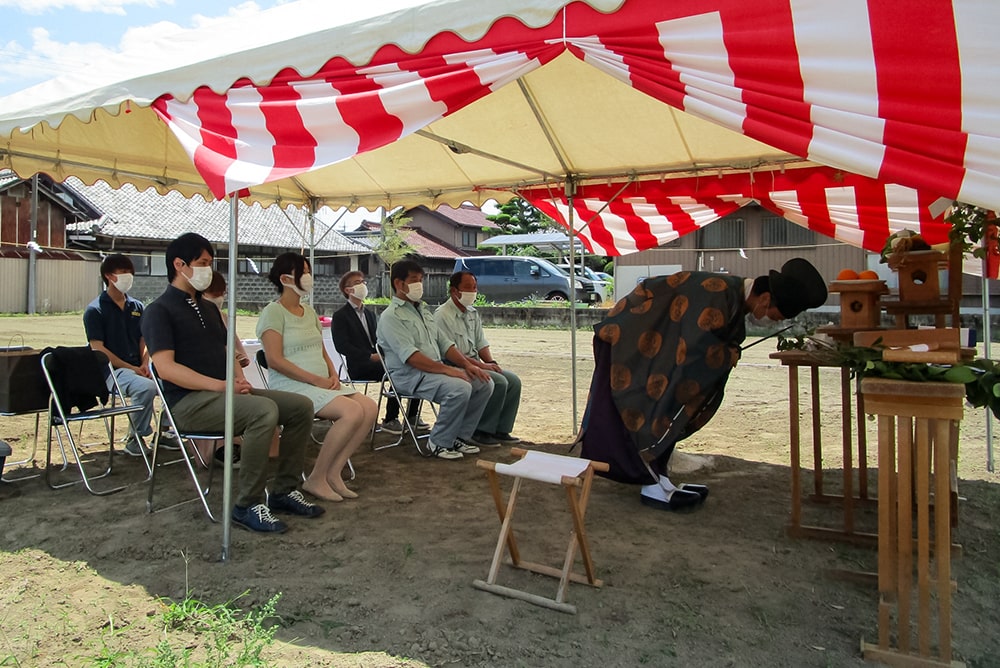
[377,260,493,460]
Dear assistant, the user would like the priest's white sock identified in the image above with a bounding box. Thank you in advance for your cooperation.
[658,475,677,493]
[641,483,669,501]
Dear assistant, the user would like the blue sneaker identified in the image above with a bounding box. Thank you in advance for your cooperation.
[232,503,288,533]
[267,490,325,518]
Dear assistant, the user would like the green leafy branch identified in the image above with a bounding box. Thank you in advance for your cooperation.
[946,201,992,260]
[832,339,1000,420]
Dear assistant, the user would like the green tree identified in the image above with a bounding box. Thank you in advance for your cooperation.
[372,208,414,269]
[486,197,556,235]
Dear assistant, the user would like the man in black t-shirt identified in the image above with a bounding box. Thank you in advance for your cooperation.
[142,233,324,534]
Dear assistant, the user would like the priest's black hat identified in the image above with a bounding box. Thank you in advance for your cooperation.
[768,258,827,319]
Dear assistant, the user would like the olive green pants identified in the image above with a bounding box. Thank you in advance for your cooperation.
[171,388,313,508]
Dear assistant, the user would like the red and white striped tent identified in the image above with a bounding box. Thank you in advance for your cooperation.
[522,166,955,256]
[1,0,997,221]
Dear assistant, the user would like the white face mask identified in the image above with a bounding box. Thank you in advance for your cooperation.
[350,283,368,301]
[282,273,313,298]
[458,290,477,307]
[186,265,213,292]
[405,281,424,302]
[207,295,225,309]
[111,273,133,294]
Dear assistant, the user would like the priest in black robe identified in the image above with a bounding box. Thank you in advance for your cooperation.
[579,258,827,511]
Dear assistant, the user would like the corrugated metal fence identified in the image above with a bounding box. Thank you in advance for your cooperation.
[0,258,99,313]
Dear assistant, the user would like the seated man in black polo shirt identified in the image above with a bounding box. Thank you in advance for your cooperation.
[83,253,179,456]
[141,233,323,534]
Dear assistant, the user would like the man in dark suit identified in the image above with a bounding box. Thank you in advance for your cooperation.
[331,271,422,434]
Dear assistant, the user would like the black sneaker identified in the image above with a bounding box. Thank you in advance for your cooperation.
[232,503,288,533]
[214,444,241,469]
[267,490,325,518]
[470,431,500,447]
[494,432,521,444]
[122,435,151,458]
[158,432,183,451]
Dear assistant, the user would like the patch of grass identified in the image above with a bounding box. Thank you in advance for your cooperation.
[91,592,282,667]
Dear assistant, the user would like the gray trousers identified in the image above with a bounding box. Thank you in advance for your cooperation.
[171,388,313,508]
[403,372,492,450]
[477,368,521,436]
[107,368,156,437]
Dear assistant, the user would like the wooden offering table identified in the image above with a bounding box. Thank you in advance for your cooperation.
[860,378,964,668]
[770,350,875,544]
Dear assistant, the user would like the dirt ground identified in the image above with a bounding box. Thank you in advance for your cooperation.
[1,314,999,667]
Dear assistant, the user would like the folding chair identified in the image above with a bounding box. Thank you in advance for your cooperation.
[254,349,355,481]
[146,360,224,521]
[40,347,146,495]
[473,448,608,614]
[324,337,396,442]
[375,343,436,457]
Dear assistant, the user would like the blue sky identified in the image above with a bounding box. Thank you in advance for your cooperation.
[0,1,292,97]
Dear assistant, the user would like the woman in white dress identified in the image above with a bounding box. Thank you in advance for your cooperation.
[257,253,377,501]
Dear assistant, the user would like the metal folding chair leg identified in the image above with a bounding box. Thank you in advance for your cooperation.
[0,411,42,482]
[146,362,222,522]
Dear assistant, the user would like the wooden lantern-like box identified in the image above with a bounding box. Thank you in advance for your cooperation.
[829,280,889,329]
[894,250,946,302]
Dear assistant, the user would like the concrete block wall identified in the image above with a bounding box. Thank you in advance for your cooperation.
[128,274,350,314]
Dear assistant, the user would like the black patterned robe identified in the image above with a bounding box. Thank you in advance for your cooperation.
[579,272,747,484]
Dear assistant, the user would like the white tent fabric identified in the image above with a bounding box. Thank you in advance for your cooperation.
[2,0,998,217]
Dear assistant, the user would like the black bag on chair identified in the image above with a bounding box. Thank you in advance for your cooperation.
[40,347,110,413]
[0,347,50,414]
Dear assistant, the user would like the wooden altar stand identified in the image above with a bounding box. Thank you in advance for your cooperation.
[860,378,964,667]
[770,350,876,546]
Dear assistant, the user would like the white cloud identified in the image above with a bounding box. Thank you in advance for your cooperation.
[0,0,170,16]
[0,28,122,85]
[190,1,262,28]
[0,3,269,96]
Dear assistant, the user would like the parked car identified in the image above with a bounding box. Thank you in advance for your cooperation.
[556,263,612,303]
[454,256,596,303]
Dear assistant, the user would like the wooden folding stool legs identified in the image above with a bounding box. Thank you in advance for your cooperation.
[473,448,608,614]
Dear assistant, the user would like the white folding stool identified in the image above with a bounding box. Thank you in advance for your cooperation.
[473,448,608,614]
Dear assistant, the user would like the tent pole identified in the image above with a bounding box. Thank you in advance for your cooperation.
[27,174,38,314]
[221,194,238,562]
[566,179,578,434]
[984,272,994,472]
[308,199,317,304]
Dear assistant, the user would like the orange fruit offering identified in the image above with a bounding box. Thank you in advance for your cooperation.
[836,268,859,280]
[857,270,879,280]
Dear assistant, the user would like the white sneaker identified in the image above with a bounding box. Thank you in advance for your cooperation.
[453,438,480,455]
[429,441,463,460]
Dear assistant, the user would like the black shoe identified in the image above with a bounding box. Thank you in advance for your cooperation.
[494,432,521,444]
[470,431,500,447]
[640,489,703,512]
[680,483,709,501]
[267,490,325,518]
[214,444,241,469]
